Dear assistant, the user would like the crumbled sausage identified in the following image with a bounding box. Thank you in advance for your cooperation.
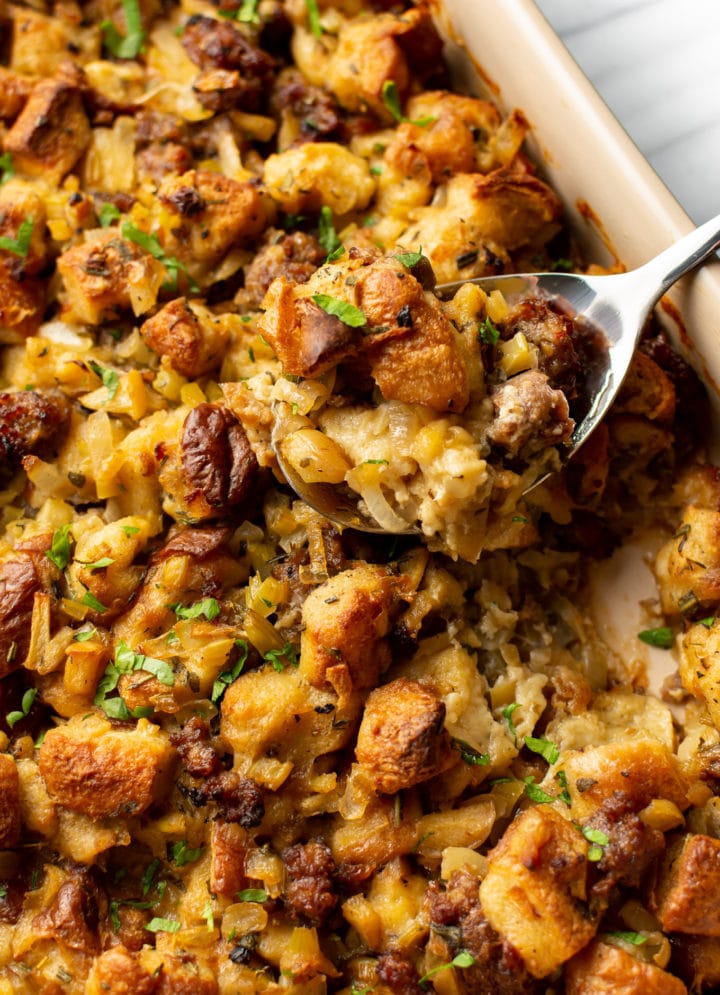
[0,389,69,464]
[182,15,274,110]
[243,229,324,308]
[355,678,451,793]
[141,298,230,377]
[487,370,574,457]
[200,770,265,827]
[376,951,424,995]
[170,715,221,777]
[584,790,665,894]
[427,871,538,995]
[283,840,337,925]
[32,870,100,954]
[136,142,193,185]
[4,75,90,183]
[181,403,259,511]
[270,69,342,144]
[502,297,580,396]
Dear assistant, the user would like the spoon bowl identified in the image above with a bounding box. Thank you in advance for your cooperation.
[274,214,720,532]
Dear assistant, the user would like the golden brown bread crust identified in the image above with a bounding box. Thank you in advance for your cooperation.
[355,677,451,793]
[140,298,229,377]
[649,833,720,936]
[565,941,688,995]
[38,713,176,819]
[0,753,20,847]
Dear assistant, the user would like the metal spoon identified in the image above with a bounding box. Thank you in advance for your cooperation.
[273,213,720,533]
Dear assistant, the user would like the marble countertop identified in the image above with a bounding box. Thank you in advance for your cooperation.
[535,0,720,225]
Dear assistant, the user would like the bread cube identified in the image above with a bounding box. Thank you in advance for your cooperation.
[565,940,687,994]
[649,833,720,936]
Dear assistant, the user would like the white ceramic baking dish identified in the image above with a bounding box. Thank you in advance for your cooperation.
[436,0,720,404]
[436,0,720,687]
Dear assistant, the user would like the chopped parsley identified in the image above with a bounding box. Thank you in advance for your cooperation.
[638,626,673,649]
[381,80,435,127]
[73,628,96,642]
[98,202,121,228]
[581,825,609,861]
[419,951,475,989]
[394,248,425,268]
[502,702,520,746]
[121,221,197,293]
[305,0,323,38]
[555,769,572,806]
[145,917,181,934]
[94,640,174,718]
[550,257,574,272]
[264,643,298,672]
[212,639,249,703]
[312,294,366,328]
[525,735,559,765]
[0,217,33,258]
[451,737,489,766]
[318,205,343,262]
[236,0,260,24]
[236,888,268,903]
[203,899,214,931]
[173,597,221,622]
[608,930,647,945]
[141,858,160,894]
[171,840,204,866]
[102,0,145,58]
[87,360,120,401]
[46,524,73,570]
[523,776,556,805]
[478,316,500,345]
[80,557,114,572]
[6,688,37,729]
[121,525,140,536]
[0,153,14,185]
[81,591,108,614]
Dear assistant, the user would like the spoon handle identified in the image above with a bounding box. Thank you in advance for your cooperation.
[632,212,720,307]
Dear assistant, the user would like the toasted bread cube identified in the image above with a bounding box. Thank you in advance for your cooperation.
[561,740,688,823]
[565,940,688,995]
[299,563,406,691]
[0,753,20,847]
[649,833,720,936]
[680,620,720,729]
[86,946,156,995]
[141,297,230,377]
[4,76,90,184]
[57,230,166,324]
[479,805,595,978]
[656,506,720,616]
[355,678,451,793]
[38,713,175,819]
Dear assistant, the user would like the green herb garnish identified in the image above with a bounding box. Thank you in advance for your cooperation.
[102,0,145,59]
[0,217,33,258]
[263,643,298,672]
[312,294,366,328]
[502,702,520,746]
[318,205,342,262]
[452,737,489,766]
[236,0,260,24]
[608,930,647,945]
[236,888,268,903]
[80,557,114,572]
[582,825,609,863]
[81,591,108,614]
[394,248,425,268]
[523,776,556,805]
[381,80,435,127]
[121,221,197,293]
[525,735,559,765]
[87,360,119,401]
[46,524,73,570]
[173,597,220,622]
[419,951,475,989]
[478,316,500,345]
[0,153,14,185]
[98,203,121,228]
[211,639,249,703]
[6,688,37,729]
[145,917,181,933]
[305,0,322,38]
[638,627,673,649]
[73,628,96,642]
[171,840,204,866]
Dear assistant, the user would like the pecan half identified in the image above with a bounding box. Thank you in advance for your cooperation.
[181,403,258,511]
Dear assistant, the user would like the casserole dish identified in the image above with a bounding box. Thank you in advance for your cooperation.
[1,1,720,993]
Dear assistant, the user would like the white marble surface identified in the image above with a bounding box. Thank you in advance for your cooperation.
[535,0,720,224]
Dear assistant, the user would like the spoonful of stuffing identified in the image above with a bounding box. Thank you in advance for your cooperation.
[263,214,720,556]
